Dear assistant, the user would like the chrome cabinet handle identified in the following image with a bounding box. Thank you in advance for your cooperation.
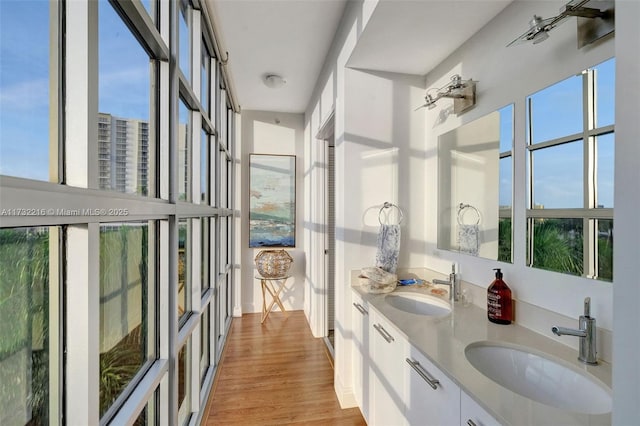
[352,302,368,315]
[406,358,440,390]
[467,420,478,426]
[373,323,395,343]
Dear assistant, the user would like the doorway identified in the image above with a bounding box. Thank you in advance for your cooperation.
[316,113,336,356]
[325,138,335,352]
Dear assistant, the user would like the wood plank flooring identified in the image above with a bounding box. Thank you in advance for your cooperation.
[202,311,366,425]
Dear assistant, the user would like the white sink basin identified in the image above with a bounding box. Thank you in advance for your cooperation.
[385,292,451,317]
[465,341,611,415]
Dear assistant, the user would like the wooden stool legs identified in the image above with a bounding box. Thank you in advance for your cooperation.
[260,277,289,323]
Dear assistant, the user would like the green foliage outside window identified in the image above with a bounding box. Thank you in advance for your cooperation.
[0,228,50,425]
[99,224,149,417]
[529,219,583,277]
[498,218,511,263]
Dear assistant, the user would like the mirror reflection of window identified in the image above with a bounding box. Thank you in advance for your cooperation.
[498,105,514,263]
[526,58,615,281]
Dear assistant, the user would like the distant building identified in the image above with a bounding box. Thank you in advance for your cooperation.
[178,119,188,200]
[98,113,149,195]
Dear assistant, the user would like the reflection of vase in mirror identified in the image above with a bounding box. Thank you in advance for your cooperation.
[437,105,513,262]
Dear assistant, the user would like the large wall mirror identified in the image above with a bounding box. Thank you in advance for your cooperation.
[437,104,513,262]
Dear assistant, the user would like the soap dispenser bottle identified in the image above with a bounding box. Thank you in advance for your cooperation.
[487,268,513,324]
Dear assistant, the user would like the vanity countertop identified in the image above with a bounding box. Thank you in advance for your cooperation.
[352,276,612,426]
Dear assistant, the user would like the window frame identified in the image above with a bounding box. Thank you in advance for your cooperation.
[526,60,615,281]
[0,0,237,423]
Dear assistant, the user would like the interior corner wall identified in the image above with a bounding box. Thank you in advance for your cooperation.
[613,1,640,423]
[421,0,615,330]
[299,0,637,418]
[240,110,305,314]
[342,68,426,271]
[302,0,383,407]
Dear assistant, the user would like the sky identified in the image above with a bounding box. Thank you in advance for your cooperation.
[499,104,513,208]
[0,1,50,180]
[526,58,615,209]
[0,0,157,181]
[0,2,616,211]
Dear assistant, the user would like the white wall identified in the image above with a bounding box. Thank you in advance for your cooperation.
[612,1,640,423]
[342,68,426,271]
[240,110,305,314]
[303,0,427,406]
[303,0,640,418]
[422,0,615,331]
[303,0,385,406]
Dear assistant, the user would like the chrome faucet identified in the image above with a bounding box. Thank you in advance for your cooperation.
[551,297,598,364]
[432,264,459,302]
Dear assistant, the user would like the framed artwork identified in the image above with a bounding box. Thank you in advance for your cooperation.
[249,154,296,247]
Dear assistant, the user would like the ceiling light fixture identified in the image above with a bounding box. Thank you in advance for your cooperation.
[263,74,286,89]
[415,74,477,115]
[508,0,614,48]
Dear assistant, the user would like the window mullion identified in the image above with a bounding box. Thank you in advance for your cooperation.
[168,0,180,422]
[526,97,534,210]
[591,218,600,279]
[583,69,596,277]
[64,1,100,423]
[49,226,63,426]
[65,224,101,425]
[584,69,597,209]
[51,1,63,185]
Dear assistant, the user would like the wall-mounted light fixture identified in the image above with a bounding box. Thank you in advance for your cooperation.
[508,0,614,49]
[416,74,476,115]
[262,73,286,89]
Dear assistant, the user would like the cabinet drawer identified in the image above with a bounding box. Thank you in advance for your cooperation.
[370,309,408,426]
[461,390,500,426]
[405,345,460,426]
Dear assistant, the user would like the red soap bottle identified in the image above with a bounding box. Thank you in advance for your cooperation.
[487,268,513,325]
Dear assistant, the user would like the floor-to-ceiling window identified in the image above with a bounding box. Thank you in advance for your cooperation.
[0,1,236,424]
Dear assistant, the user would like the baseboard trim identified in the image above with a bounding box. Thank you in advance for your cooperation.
[334,373,357,409]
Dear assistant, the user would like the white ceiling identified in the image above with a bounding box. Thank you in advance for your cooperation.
[208,0,512,113]
[208,0,348,113]
[347,0,513,76]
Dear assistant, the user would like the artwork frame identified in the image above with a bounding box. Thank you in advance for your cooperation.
[249,154,296,247]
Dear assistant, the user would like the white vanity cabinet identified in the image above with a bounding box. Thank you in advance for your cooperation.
[369,308,408,426]
[350,289,501,426]
[351,291,371,422]
[405,344,461,426]
[460,390,501,426]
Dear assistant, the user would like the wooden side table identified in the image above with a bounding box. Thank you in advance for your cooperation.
[256,275,291,323]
